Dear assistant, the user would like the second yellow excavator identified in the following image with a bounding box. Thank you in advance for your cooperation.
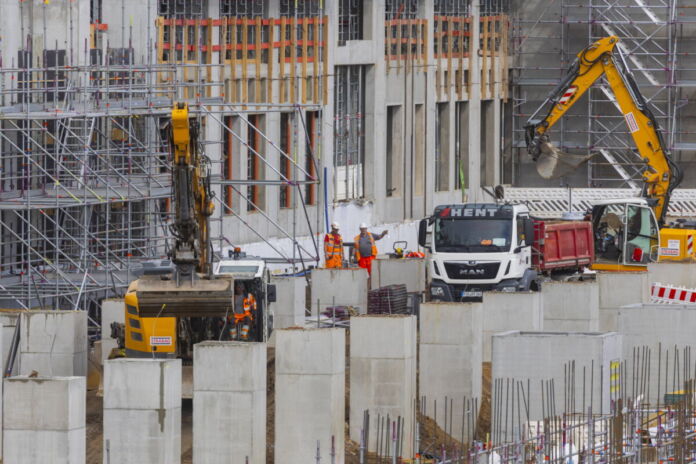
[525,35,695,271]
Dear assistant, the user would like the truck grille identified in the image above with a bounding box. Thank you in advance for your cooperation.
[443,262,500,280]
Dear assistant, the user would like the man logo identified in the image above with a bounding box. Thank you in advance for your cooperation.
[459,269,485,276]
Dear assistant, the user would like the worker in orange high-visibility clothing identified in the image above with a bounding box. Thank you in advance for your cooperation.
[353,223,388,276]
[324,222,344,268]
[230,281,257,340]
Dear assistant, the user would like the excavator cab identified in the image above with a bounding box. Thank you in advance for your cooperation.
[591,200,660,270]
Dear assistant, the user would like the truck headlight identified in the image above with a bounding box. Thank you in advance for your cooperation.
[431,286,445,296]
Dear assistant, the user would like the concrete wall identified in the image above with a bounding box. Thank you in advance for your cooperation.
[310,268,368,315]
[0,311,21,376]
[19,310,87,377]
[350,315,417,457]
[193,341,266,464]
[103,358,182,464]
[101,299,125,362]
[492,331,622,423]
[419,302,482,439]
[275,328,345,464]
[270,276,306,329]
[647,262,696,288]
[3,375,86,464]
[371,258,426,293]
[618,304,696,403]
[597,272,649,331]
[542,281,599,332]
[481,292,543,362]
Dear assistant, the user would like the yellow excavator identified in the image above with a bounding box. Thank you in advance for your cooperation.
[525,35,696,271]
[119,103,240,362]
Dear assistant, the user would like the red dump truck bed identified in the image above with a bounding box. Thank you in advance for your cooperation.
[531,220,595,273]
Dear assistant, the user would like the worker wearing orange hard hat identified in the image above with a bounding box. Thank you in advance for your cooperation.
[324,222,344,268]
[353,223,387,276]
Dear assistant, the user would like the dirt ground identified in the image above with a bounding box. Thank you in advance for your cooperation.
[86,347,493,463]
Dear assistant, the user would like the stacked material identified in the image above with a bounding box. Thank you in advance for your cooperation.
[368,284,409,314]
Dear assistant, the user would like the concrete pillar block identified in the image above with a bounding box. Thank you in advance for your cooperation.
[618,304,696,403]
[19,310,88,376]
[101,299,125,362]
[275,328,345,464]
[310,268,368,315]
[0,311,20,376]
[648,262,696,288]
[542,281,599,332]
[103,358,182,464]
[270,276,306,328]
[492,331,621,424]
[193,341,266,464]
[371,258,426,293]
[3,375,86,464]
[481,292,543,362]
[350,315,417,457]
[597,272,649,331]
[419,303,482,439]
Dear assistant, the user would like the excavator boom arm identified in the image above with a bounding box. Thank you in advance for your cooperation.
[525,36,679,224]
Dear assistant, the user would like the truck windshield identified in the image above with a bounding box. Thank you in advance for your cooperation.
[434,218,512,252]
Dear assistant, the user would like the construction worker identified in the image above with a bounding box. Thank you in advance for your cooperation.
[230,281,257,340]
[354,223,387,276]
[324,222,344,268]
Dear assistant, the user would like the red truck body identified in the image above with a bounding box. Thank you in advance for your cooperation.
[531,220,595,273]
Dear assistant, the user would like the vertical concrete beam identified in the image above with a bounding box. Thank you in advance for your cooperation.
[19,310,88,376]
[275,328,345,464]
[0,312,20,376]
[270,276,307,328]
[647,262,696,288]
[3,375,86,464]
[542,281,599,331]
[371,258,426,293]
[350,315,417,457]
[193,342,266,464]
[481,292,543,362]
[419,303,482,439]
[597,272,649,331]
[103,359,182,464]
[467,0,482,202]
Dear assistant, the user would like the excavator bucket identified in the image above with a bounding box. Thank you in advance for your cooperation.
[135,275,234,317]
[536,141,595,180]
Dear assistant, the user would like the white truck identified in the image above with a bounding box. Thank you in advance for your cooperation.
[418,203,594,302]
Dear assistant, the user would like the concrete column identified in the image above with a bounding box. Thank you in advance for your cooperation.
[270,276,306,328]
[647,262,696,288]
[3,375,86,464]
[0,312,20,376]
[492,331,621,424]
[542,281,599,331]
[19,310,87,377]
[371,258,426,293]
[350,315,417,457]
[193,342,266,464]
[101,299,125,362]
[481,292,543,362]
[103,359,182,464]
[467,0,482,202]
[310,268,368,315]
[597,272,649,331]
[419,303,482,440]
[275,328,345,464]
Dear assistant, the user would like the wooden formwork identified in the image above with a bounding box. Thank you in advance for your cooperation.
[156,16,328,105]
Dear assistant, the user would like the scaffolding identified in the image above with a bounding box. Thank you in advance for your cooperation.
[0,7,326,313]
[511,0,696,188]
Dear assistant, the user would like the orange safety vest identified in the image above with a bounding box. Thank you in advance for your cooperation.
[324,233,343,259]
[354,233,377,260]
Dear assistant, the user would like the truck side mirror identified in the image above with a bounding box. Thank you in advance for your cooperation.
[524,219,535,246]
[418,219,428,248]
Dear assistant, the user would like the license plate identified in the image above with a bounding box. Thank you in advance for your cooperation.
[461,291,483,298]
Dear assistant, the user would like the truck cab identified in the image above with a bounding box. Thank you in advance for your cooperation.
[418,203,538,302]
[214,256,276,342]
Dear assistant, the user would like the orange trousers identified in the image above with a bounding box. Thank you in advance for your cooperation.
[358,256,375,275]
[325,255,342,268]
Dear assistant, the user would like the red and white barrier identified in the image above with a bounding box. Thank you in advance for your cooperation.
[650,282,696,305]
